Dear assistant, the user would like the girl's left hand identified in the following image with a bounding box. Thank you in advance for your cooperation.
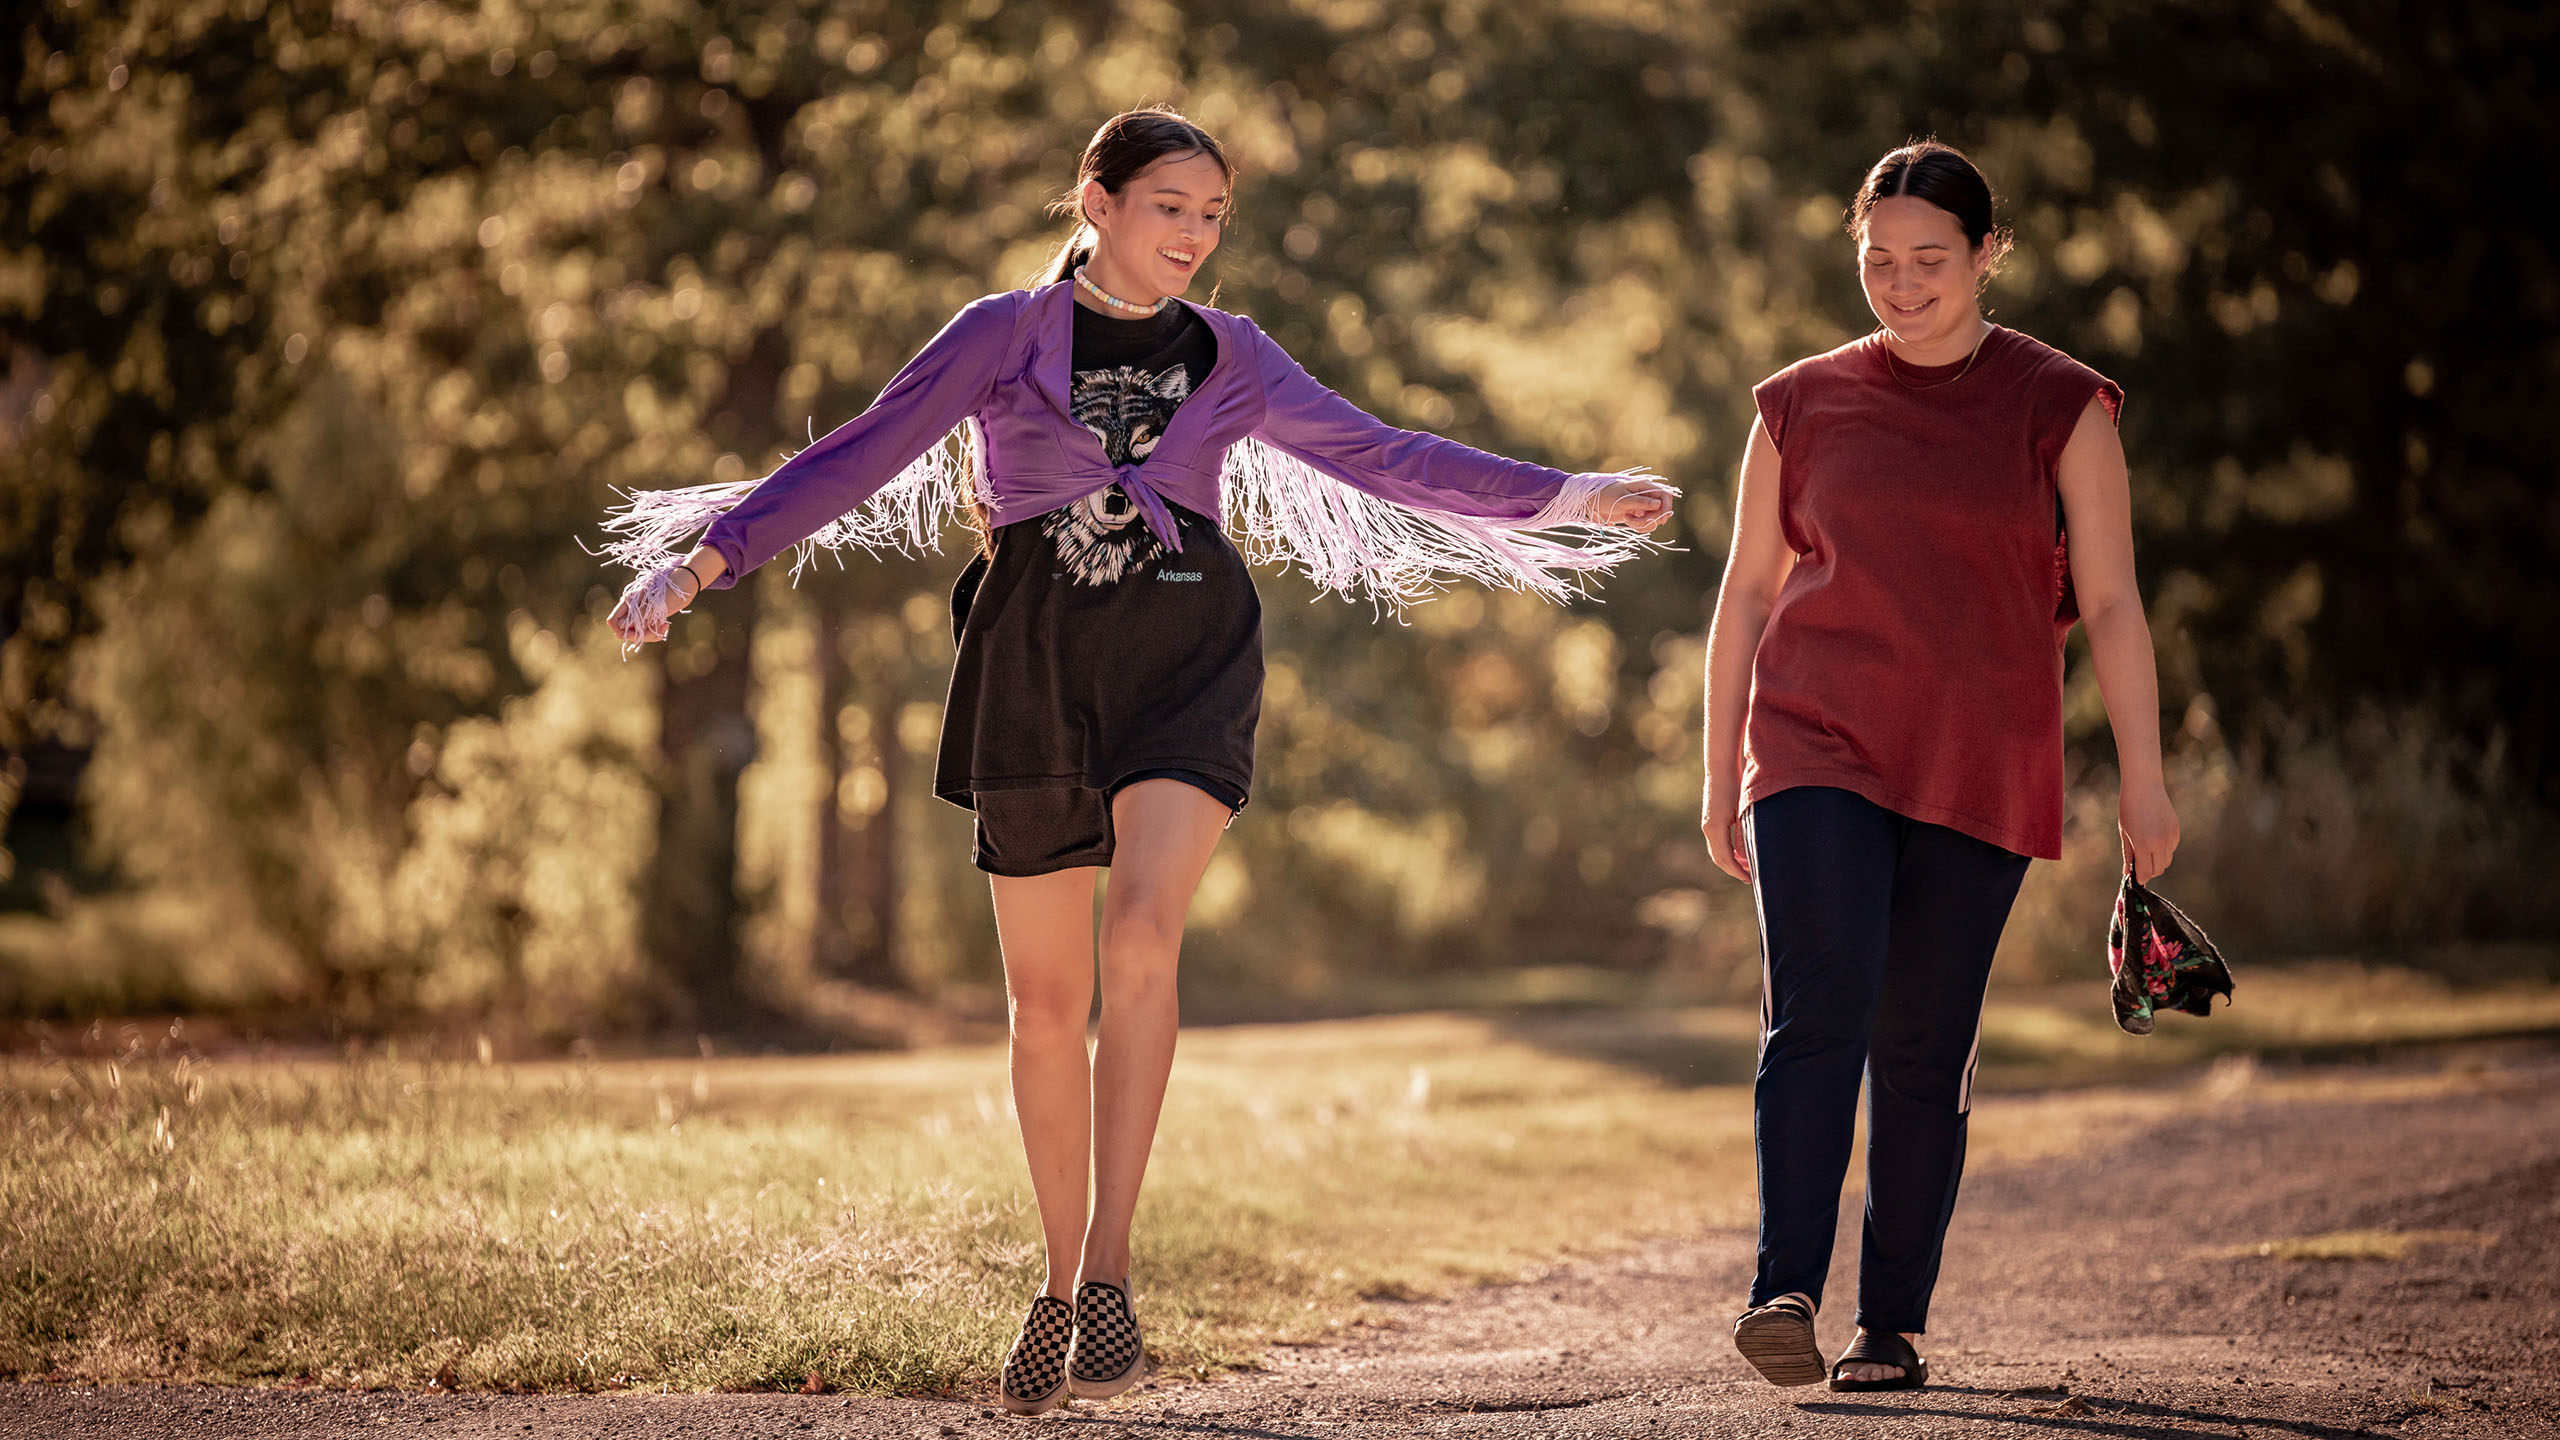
[1596,477,1679,533]
[2119,777,2179,884]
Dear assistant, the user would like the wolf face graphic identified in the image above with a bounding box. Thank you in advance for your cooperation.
[1047,364,1195,584]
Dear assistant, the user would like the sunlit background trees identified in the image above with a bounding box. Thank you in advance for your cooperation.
[5,0,2553,1046]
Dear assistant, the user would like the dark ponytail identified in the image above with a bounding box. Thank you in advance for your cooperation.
[1846,140,2013,280]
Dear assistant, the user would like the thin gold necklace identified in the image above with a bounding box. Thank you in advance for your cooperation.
[1882,321,1991,390]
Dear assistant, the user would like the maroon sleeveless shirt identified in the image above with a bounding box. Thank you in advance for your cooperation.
[1743,326,2122,859]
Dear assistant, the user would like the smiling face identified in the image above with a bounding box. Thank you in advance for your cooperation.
[1859,194,1990,352]
[1080,149,1228,304]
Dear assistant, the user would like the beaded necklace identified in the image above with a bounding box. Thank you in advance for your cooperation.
[1073,265,1169,318]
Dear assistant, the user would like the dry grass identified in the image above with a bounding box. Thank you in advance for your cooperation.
[1971,962,2560,1090]
[4,970,2548,1396]
[2208,1229,2498,1262]
[0,1016,1766,1393]
[1996,706,2560,985]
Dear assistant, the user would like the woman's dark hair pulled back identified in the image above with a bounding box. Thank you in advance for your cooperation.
[1847,140,2013,277]
[1040,106,1233,285]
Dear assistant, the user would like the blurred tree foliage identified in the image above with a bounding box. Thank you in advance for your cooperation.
[2,0,2551,1032]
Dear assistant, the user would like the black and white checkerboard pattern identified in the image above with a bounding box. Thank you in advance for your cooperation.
[1069,1278,1144,1387]
[1001,1294,1074,1409]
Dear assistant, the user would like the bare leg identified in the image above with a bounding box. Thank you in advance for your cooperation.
[989,865,1101,1300]
[1080,779,1230,1283]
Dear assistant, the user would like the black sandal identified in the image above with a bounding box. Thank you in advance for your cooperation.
[1732,1294,1825,1387]
[1826,1328,1929,1392]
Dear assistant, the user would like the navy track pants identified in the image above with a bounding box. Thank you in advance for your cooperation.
[1742,785,2032,1334]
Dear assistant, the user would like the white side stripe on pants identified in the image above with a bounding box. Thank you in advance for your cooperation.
[1744,807,1774,1062]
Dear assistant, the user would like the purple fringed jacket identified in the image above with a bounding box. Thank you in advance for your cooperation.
[601,278,1651,614]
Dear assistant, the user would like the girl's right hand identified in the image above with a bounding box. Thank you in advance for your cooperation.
[607,563,702,646]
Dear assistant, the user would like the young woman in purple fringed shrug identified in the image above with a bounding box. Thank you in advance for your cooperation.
[601,107,1675,1412]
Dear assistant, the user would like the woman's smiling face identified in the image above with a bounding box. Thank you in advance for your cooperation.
[1859,194,1989,349]
[1084,150,1228,300]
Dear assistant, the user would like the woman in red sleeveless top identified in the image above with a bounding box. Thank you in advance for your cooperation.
[1705,143,2180,1392]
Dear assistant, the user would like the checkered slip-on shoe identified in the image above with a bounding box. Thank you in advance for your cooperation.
[1067,1277,1145,1399]
[999,1293,1074,1415]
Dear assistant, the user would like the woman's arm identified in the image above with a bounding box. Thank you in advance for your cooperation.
[1701,415,1793,883]
[1246,323,1673,530]
[2057,395,2179,882]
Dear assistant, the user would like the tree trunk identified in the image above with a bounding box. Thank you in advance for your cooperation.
[644,322,789,1034]
[646,606,758,1032]
[813,573,904,988]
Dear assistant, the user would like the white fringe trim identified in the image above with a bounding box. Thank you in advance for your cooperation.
[788,417,986,576]
[595,421,1664,641]
[593,419,988,651]
[1522,469,1621,529]
[1218,437,1667,614]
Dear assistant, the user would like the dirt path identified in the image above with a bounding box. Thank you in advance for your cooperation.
[7,1046,2556,1439]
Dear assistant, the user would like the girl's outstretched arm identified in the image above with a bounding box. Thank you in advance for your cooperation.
[607,292,1019,645]
[698,293,1018,586]
[1243,321,1673,529]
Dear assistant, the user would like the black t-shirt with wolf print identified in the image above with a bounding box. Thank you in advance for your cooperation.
[1045,298,1216,580]
[934,298,1264,867]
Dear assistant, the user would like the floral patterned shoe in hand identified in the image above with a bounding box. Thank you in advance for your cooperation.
[2107,865,2235,1036]
[999,1293,1075,1415]
[1068,1277,1146,1400]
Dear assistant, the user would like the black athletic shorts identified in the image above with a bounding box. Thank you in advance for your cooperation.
[970,770,1244,877]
